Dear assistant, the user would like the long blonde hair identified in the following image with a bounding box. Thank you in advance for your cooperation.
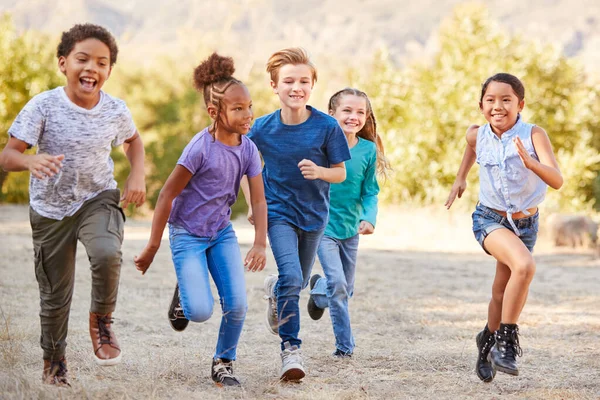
[328,88,391,177]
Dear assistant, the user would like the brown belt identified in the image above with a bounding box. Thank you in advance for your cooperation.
[491,207,538,219]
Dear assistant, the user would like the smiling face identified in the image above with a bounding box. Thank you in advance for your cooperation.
[479,81,524,135]
[59,38,112,109]
[271,63,313,112]
[212,84,254,135]
[330,94,368,136]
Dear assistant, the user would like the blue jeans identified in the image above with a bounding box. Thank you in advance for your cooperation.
[169,223,247,360]
[472,203,539,255]
[312,234,359,354]
[268,220,324,350]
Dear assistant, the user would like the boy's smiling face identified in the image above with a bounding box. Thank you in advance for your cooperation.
[59,38,112,109]
[271,63,313,112]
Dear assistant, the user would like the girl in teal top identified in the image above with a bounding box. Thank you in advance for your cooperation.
[307,88,390,357]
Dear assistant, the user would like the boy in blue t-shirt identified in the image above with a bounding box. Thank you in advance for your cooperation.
[242,47,350,381]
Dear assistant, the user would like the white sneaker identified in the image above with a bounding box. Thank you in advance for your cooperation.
[263,274,278,335]
[280,342,305,381]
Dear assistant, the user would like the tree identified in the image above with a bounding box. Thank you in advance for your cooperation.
[0,14,63,202]
[352,4,600,211]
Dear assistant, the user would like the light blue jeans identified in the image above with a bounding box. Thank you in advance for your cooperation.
[268,220,325,350]
[169,223,247,361]
[311,234,359,354]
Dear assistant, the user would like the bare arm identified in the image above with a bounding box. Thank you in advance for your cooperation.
[134,165,193,274]
[121,131,146,208]
[0,137,64,179]
[515,126,563,190]
[445,125,478,209]
[298,159,346,183]
[240,175,254,224]
[244,173,268,272]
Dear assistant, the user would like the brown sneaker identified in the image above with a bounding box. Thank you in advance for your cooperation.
[42,357,70,387]
[89,312,122,366]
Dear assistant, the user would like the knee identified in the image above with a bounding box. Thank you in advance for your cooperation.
[223,300,247,321]
[491,285,505,303]
[512,258,536,282]
[327,276,349,299]
[277,273,303,297]
[185,302,214,323]
[88,245,121,267]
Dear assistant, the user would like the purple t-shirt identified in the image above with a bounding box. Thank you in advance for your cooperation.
[168,128,262,237]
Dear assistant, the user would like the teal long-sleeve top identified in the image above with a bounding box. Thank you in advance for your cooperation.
[324,137,379,239]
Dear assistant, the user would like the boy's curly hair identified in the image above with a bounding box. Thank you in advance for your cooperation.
[56,24,119,66]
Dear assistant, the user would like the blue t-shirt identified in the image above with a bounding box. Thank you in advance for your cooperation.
[248,106,351,231]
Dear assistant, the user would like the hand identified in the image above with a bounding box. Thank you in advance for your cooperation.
[244,245,267,272]
[247,207,254,225]
[27,153,64,179]
[298,159,322,180]
[134,245,158,275]
[358,221,374,235]
[514,137,537,170]
[445,179,467,209]
[121,173,146,208]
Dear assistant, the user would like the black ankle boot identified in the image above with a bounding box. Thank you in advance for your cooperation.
[475,325,496,382]
[489,323,522,376]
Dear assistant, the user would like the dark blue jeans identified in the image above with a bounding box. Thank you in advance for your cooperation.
[268,220,324,350]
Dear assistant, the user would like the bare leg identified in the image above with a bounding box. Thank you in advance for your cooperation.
[487,261,510,332]
[483,228,535,324]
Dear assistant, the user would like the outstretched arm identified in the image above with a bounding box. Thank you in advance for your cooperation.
[121,132,146,208]
[445,125,478,209]
[244,174,268,272]
[514,126,563,190]
[134,165,192,274]
[0,137,64,179]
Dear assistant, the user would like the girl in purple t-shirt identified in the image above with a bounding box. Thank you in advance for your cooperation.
[134,53,267,387]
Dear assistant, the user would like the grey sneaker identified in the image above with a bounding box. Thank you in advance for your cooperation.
[211,358,241,387]
[263,274,278,335]
[280,342,305,381]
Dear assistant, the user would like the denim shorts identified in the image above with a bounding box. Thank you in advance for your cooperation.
[472,203,539,255]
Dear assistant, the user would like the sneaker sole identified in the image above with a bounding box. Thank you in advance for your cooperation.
[168,284,189,332]
[475,334,495,382]
[280,366,305,381]
[94,352,122,366]
[264,275,278,335]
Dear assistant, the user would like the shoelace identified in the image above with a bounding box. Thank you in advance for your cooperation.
[48,360,69,386]
[479,334,495,361]
[510,327,523,357]
[213,361,236,382]
[97,316,114,345]
[281,348,302,365]
[171,302,187,320]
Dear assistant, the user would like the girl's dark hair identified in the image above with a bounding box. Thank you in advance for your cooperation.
[193,53,243,135]
[480,73,525,102]
[328,88,391,177]
[57,24,119,66]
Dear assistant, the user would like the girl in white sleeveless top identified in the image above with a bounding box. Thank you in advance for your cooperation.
[446,73,562,381]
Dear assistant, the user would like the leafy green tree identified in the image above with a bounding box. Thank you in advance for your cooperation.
[352,4,600,211]
[0,14,63,201]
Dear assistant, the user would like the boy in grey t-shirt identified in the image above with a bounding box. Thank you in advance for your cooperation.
[0,24,146,386]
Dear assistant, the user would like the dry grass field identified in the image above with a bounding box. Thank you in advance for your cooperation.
[1,204,599,399]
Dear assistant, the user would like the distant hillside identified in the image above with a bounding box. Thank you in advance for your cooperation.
[2,0,599,74]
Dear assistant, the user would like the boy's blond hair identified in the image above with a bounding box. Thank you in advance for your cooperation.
[266,47,318,84]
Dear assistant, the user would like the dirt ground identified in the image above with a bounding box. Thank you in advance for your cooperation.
[0,204,599,400]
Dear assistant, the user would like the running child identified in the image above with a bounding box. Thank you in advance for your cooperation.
[134,53,268,387]
[0,23,146,386]
[307,88,390,358]
[445,73,562,381]
[242,47,351,381]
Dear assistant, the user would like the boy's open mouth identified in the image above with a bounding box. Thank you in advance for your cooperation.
[80,77,97,91]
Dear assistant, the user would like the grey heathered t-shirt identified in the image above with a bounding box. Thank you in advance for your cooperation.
[8,87,137,220]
